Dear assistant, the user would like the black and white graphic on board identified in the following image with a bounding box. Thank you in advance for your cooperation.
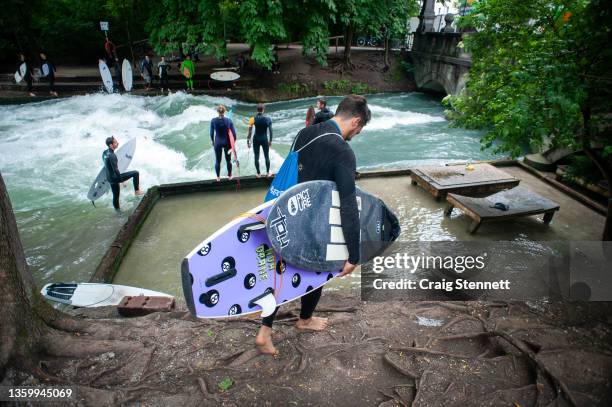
[326,190,362,261]
[287,189,312,216]
[269,207,290,248]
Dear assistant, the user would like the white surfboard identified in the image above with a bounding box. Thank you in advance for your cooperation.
[14,62,26,83]
[210,71,240,81]
[122,59,133,91]
[87,138,137,202]
[41,283,173,307]
[99,60,114,93]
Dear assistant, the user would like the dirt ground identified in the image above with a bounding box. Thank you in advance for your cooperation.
[4,291,612,406]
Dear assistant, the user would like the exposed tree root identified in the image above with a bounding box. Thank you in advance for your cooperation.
[42,332,142,358]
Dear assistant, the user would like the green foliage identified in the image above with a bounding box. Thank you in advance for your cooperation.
[323,79,375,95]
[217,377,233,391]
[562,155,602,184]
[447,0,611,160]
[277,82,314,97]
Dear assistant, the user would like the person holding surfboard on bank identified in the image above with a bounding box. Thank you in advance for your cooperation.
[103,136,144,210]
[39,52,58,97]
[17,54,35,97]
[180,54,195,91]
[157,56,171,92]
[210,105,237,182]
[140,55,154,90]
[255,94,371,355]
[247,104,273,178]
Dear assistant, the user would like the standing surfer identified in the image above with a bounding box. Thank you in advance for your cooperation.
[255,95,371,355]
[39,52,58,97]
[180,54,195,91]
[313,99,334,124]
[210,105,237,182]
[140,55,154,90]
[247,104,273,178]
[103,136,144,210]
[157,56,171,92]
[17,54,35,97]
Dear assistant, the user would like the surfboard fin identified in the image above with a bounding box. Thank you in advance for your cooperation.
[252,292,277,317]
[238,221,266,234]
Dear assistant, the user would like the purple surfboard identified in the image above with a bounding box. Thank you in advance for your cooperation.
[182,200,340,318]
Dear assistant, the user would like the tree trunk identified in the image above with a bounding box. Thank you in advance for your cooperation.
[581,104,612,240]
[384,36,390,70]
[343,24,354,70]
[0,172,53,373]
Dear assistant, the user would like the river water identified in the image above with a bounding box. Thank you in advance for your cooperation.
[0,92,497,287]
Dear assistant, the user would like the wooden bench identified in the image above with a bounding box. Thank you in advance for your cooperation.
[444,186,560,234]
[410,163,520,200]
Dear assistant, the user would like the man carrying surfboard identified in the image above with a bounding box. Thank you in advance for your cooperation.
[210,105,237,182]
[39,52,58,97]
[17,54,35,97]
[180,54,195,91]
[140,55,154,90]
[247,104,273,178]
[103,136,144,210]
[256,94,371,355]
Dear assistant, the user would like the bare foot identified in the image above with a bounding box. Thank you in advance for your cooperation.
[228,175,234,180]
[295,316,329,331]
[255,326,278,356]
[216,177,221,182]
[266,172,273,178]
[29,92,36,97]
[256,173,261,178]
[135,190,144,196]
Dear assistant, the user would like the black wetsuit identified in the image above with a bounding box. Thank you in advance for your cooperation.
[41,58,56,93]
[210,117,237,178]
[103,148,140,210]
[262,120,360,327]
[313,107,334,124]
[158,60,170,90]
[251,113,273,174]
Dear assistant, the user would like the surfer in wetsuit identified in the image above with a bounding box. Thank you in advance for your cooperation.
[39,52,58,97]
[256,95,371,355]
[210,105,237,181]
[247,104,273,178]
[158,56,171,92]
[313,99,334,124]
[103,137,144,210]
[180,54,195,91]
[17,54,35,97]
[140,55,154,90]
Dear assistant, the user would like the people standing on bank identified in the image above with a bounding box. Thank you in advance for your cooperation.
[247,104,274,178]
[39,52,58,97]
[103,136,144,210]
[181,54,195,91]
[104,38,120,82]
[314,99,334,124]
[210,105,237,182]
[255,95,371,355]
[17,54,35,97]
[140,55,154,90]
[157,56,171,92]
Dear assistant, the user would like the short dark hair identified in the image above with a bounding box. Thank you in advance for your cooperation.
[257,103,264,113]
[317,99,327,107]
[105,136,115,147]
[335,95,371,127]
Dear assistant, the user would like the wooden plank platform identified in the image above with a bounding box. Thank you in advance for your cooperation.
[444,186,560,234]
[410,163,520,200]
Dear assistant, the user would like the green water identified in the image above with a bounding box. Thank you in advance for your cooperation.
[0,92,497,287]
